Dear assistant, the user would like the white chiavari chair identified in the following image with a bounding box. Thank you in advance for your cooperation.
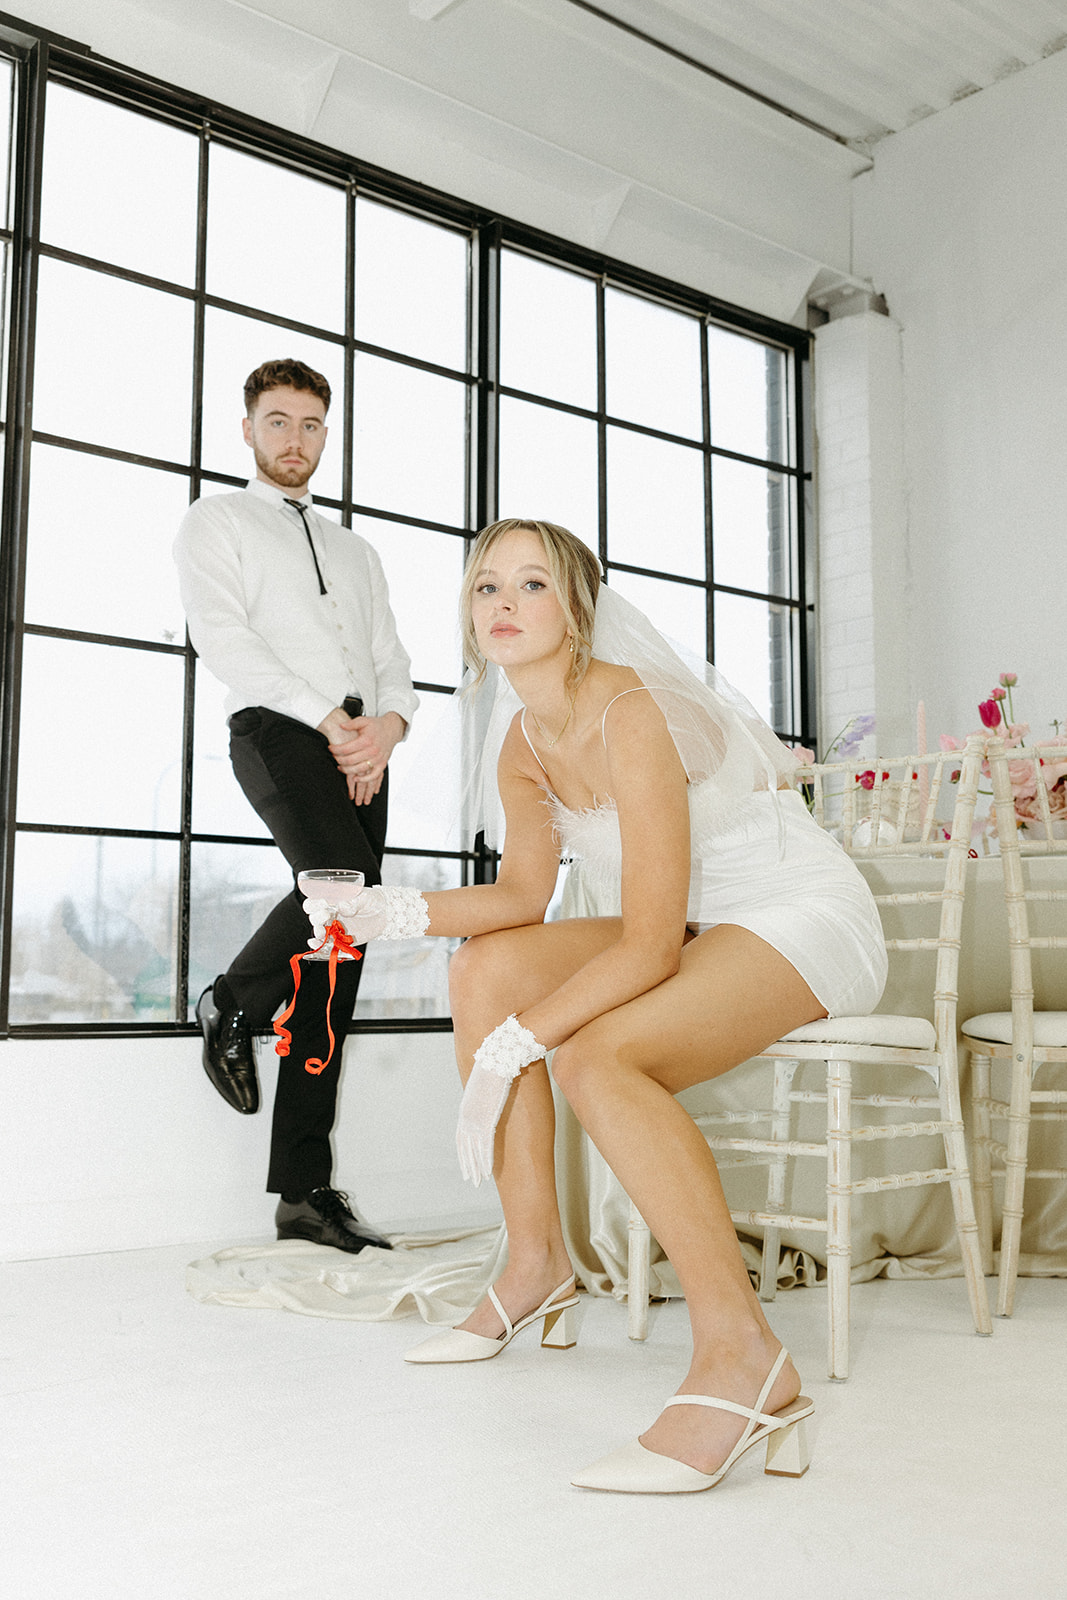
[963,736,1067,1317]
[626,737,993,1378]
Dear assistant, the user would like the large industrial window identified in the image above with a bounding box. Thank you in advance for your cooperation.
[0,32,812,1037]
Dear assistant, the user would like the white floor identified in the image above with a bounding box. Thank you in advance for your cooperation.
[3,1244,1064,1600]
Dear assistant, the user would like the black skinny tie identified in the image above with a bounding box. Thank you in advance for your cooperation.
[284,497,327,596]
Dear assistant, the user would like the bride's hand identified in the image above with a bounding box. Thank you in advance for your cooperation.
[302,885,430,945]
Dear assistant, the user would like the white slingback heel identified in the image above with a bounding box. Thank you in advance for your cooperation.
[404,1277,579,1364]
[571,1348,814,1493]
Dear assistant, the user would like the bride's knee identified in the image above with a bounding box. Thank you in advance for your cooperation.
[447,931,512,1012]
[551,1033,609,1106]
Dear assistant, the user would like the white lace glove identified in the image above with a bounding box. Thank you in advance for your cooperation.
[303,885,430,947]
[456,1014,548,1185]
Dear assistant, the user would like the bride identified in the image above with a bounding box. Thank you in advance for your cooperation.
[318,517,887,1494]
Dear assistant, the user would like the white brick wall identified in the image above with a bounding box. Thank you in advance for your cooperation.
[813,311,913,757]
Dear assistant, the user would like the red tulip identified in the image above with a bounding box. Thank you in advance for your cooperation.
[978,698,1002,729]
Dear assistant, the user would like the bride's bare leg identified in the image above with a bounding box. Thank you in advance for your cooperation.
[552,924,825,1474]
[447,919,620,1338]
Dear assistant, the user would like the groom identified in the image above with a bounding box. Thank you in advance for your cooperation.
[174,358,417,1252]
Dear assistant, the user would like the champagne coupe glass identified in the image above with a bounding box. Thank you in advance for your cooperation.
[297,868,365,959]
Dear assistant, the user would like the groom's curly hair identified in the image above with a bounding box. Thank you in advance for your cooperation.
[243,358,331,415]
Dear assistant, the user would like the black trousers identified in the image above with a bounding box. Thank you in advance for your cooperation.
[225,706,388,1195]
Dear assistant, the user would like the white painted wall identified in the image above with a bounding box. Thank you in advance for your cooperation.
[852,47,1067,749]
[0,1030,500,1260]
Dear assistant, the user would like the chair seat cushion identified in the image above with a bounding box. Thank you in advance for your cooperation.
[780,1015,936,1050]
[961,1011,1067,1047]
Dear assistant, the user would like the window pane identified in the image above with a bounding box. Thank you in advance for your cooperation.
[498,397,598,536]
[191,665,271,839]
[712,460,796,597]
[355,855,461,1021]
[41,85,199,285]
[352,516,464,686]
[386,690,462,852]
[24,445,189,643]
[0,56,12,226]
[10,833,178,1024]
[713,594,799,731]
[606,428,704,579]
[17,636,185,830]
[207,144,346,332]
[500,252,596,408]
[355,199,468,371]
[200,306,345,500]
[34,260,193,462]
[0,241,10,423]
[708,326,793,465]
[605,289,702,439]
[607,571,707,660]
[189,841,293,1011]
[352,355,466,526]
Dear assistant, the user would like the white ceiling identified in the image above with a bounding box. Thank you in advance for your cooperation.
[19,0,1067,321]
[230,0,1067,153]
[560,0,1067,148]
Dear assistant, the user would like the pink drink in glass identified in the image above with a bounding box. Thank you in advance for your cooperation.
[297,868,365,959]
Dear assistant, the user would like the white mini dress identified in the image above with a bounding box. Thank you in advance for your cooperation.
[521,699,888,1021]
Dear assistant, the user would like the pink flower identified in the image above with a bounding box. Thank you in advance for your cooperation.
[978,699,1002,729]
[939,733,961,752]
[990,687,1006,701]
[787,744,816,765]
[999,673,1018,687]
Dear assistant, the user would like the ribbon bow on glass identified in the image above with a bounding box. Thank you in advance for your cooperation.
[272,920,362,1075]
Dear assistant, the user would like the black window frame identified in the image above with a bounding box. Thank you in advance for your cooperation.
[0,20,814,1041]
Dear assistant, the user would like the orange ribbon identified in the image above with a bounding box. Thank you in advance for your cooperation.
[272,920,362,1076]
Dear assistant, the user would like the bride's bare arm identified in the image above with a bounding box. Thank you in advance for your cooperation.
[414,719,563,937]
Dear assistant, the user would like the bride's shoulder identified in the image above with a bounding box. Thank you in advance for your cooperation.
[586,659,645,702]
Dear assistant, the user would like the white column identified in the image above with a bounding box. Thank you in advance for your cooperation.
[813,308,913,756]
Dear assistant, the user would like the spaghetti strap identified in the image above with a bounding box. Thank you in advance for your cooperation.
[600,686,650,746]
[519,708,552,779]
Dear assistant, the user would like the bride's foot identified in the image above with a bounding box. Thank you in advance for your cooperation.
[403,1262,578,1364]
[457,1261,576,1341]
[639,1334,801,1476]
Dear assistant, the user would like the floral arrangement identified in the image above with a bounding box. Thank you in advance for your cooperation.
[940,674,1067,834]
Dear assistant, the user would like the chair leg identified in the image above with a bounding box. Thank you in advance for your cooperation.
[759,1058,799,1302]
[997,1050,1035,1318]
[627,1197,651,1341]
[969,1050,995,1277]
[939,1053,993,1336]
[825,1057,852,1381]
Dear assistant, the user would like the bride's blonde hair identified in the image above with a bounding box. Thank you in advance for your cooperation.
[460,518,601,694]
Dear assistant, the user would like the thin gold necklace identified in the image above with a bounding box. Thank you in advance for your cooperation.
[533,693,577,748]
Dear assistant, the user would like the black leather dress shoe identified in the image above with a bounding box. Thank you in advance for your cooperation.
[275,1187,393,1253]
[195,982,259,1114]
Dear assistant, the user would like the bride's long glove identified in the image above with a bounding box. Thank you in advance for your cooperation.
[456,1014,549,1185]
[303,885,430,946]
